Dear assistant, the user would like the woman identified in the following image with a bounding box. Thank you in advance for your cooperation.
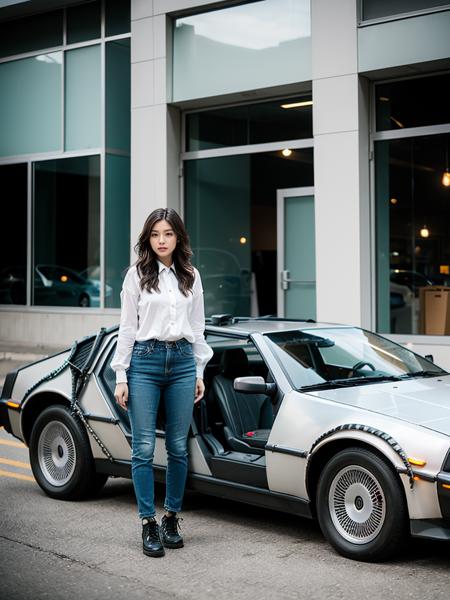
[111,208,213,558]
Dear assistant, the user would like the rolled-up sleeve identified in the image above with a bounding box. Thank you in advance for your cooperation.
[110,268,140,384]
[190,269,213,378]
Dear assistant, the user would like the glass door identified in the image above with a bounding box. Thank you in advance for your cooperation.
[277,187,316,319]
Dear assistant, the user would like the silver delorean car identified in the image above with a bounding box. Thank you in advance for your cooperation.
[1,315,450,562]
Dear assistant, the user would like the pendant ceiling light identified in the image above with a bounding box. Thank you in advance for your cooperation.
[443,139,450,187]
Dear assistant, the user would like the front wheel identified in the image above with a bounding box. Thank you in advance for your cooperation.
[316,447,407,561]
[29,405,108,500]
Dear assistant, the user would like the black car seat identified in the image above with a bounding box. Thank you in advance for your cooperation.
[211,348,274,454]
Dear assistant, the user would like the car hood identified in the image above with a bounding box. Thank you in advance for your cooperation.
[308,374,450,437]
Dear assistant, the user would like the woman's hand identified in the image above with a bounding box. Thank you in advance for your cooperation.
[114,383,129,411]
[194,378,205,404]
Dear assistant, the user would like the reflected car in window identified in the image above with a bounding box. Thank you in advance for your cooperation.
[390,269,433,296]
[0,264,105,307]
[194,248,251,315]
[2,317,450,562]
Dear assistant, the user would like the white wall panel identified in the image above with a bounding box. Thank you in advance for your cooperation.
[131,60,154,108]
[312,0,357,79]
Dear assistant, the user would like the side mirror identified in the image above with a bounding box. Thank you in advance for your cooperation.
[425,354,434,363]
[234,376,277,397]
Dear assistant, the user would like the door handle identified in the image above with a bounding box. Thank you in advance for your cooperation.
[281,270,316,291]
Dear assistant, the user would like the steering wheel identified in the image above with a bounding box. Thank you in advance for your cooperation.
[350,361,376,374]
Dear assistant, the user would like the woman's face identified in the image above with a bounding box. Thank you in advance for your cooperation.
[149,219,177,262]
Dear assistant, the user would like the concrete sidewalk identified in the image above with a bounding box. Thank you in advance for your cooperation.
[0,341,66,392]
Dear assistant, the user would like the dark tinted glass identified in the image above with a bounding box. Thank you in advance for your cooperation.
[105,0,130,36]
[361,0,449,21]
[0,10,63,58]
[376,133,450,334]
[185,148,314,316]
[0,164,27,305]
[186,97,313,151]
[376,74,450,131]
[33,156,100,307]
[67,1,101,43]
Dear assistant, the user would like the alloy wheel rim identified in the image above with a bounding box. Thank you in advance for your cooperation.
[328,465,386,544]
[37,420,77,486]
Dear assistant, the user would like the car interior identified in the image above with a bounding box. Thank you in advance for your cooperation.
[199,342,276,455]
[100,336,279,488]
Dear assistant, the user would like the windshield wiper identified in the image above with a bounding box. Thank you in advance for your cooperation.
[299,375,402,392]
[399,370,445,379]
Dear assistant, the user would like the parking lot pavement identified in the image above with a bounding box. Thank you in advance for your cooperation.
[0,341,65,393]
[1,426,450,600]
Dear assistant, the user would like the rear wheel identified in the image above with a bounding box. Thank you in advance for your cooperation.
[29,405,108,500]
[316,447,407,561]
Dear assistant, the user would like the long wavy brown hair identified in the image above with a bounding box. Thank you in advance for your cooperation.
[134,208,195,296]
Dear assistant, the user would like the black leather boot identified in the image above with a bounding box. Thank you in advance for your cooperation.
[142,518,165,557]
[160,513,184,548]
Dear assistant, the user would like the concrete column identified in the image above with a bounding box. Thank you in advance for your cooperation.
[130,0,181,257]
[312,0,371,327]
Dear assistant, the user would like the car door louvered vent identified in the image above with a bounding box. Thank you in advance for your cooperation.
[70,337,96,370]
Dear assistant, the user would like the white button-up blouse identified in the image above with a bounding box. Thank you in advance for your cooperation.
[110,261,213,383]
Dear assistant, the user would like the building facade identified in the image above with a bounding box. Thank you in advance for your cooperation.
[1,0,450,366]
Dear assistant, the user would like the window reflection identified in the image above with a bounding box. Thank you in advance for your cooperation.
[376,133,450,334]
[0,164,27,305]
[185,148,314,317]
[33,156,100,307]
[186,96,313,151]
[173,0,311,100]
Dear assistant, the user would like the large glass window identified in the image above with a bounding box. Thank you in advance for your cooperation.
[65,45,101,151]
[185,148,314,316]
[376,132,450,334]
[376,74,450,131]
[0,1,131,309]
[186,96,313,151]
[0,52,62,157]
[173,0,311,101]
[33,157,100,307]
[0,164,27,305]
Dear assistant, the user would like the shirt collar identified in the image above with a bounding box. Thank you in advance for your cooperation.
[157,260,176,275]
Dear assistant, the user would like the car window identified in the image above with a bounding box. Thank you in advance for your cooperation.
[265,327,446,390]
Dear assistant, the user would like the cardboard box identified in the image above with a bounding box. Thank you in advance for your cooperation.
[419,286,450,335]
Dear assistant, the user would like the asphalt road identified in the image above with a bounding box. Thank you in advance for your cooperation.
[1,426,449,600]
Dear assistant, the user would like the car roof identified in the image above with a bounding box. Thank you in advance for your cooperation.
[205,318,354,337]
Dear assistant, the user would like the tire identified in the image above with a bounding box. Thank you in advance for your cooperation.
[29,405,108,500]
[316,447,407,562]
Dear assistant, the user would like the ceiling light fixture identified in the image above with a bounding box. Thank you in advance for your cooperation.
[442,140,450,187]
[390,116,404,129]
[280,100,313,109]
[420,225,430,238]
[281,148,292,157]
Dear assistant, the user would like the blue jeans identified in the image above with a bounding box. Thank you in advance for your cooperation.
[127,338,197,519]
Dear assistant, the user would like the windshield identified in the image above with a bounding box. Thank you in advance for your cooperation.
[265,327,446,390]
